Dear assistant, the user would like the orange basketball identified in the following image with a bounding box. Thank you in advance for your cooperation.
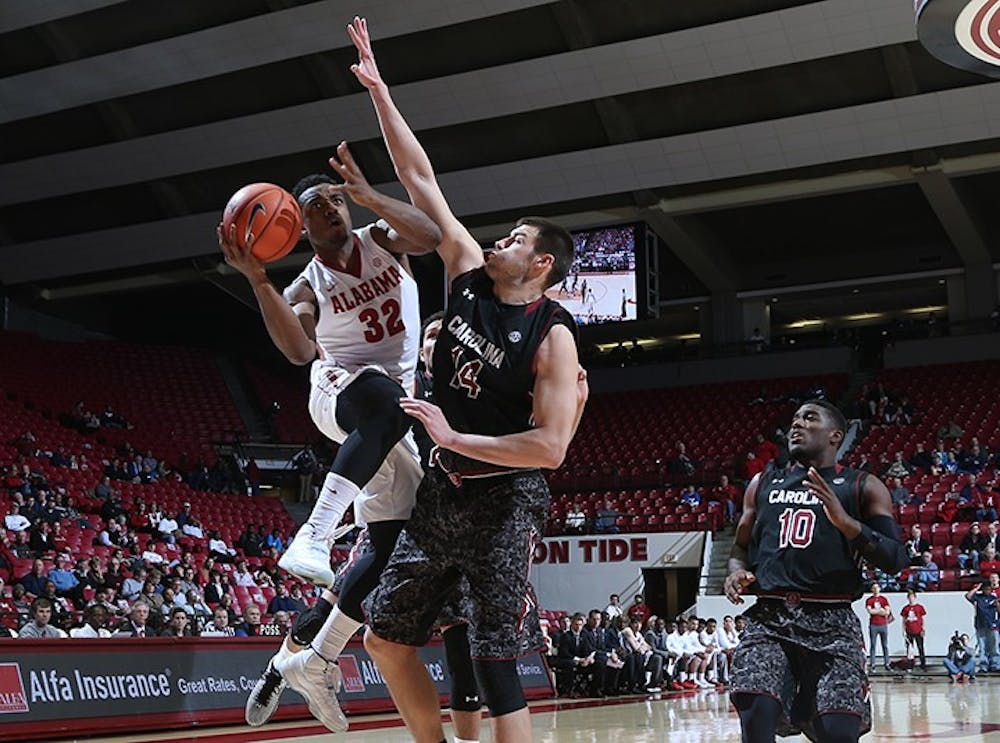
[222,183,303,263]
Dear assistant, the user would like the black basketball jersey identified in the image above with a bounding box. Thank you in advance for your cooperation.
[412,368,434,468]
[749,462,868,598]
[432,268,576,468]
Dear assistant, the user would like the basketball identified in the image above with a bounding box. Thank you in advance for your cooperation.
[222,183,303,262]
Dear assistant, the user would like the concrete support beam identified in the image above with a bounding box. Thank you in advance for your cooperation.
[913,164,992,268]
[640,208,740,294]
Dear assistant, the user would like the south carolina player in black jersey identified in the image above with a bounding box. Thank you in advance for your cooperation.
[348,18,587,743]
[725,400,908,743]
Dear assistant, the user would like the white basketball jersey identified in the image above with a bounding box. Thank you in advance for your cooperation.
[291,225,420,391]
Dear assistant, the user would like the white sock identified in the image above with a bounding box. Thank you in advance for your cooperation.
[454,738,479,743]
[304,472,360,540]
[272,640,294,668]
[679,672,687,681]
[316,606,363,661]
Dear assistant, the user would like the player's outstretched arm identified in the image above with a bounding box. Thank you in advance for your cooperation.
[347,16,482,280]
[725,475,760,604]
[399,325,581,469]
[218,223,316,366]
[328,141,440,255]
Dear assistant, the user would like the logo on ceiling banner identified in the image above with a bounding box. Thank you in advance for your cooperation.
[917,0,1000,77]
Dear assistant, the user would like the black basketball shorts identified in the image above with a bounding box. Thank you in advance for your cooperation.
[730,598,871,741]
[365,467,548,659]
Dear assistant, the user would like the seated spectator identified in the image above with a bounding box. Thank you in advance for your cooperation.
[753,433,779,464]
[160,607,194,637]
[117,602,154,637]
[944,452,960,475]
[157,511,180,544]
[627,594,651,626]
[236,524,264,558]
[204,571,231,604]
[266,583,299,615]
[181,516,205,540]
[885,452,914,479]
[938,419,964,442]
[906,551,940,591]
[910,443,932,471]
[28,521,55,554]
[138,580,165,612]
[206,531,236,563]
[4,504,30,532]
[712,474,741,523]
[975,486,1000,524]
[594,500,621,534]
[47,557,81,603]
[928,453,944,476]
[743,451,765,480]
[10,530,32,559]
[232,560,257,588]
[905,525,930,566]
[889,477,910,506]
[959,445,988,475]
[980,545,1000,579]
[18,597,67,638]
[620,616,663,693]
[938,491,961,524]
[265,529,285,552]
[70,605,112,638]
[273,611,291,634]
[201,607,236,637]
[959,523,989,574]
[670,442,696,476]
[564,503,587,534]
[680,486,701,509]
[855,454,873,473]
[100,492,125,523]
[17,559,49,597]
[101,403,129,430]
[234,605,264,637]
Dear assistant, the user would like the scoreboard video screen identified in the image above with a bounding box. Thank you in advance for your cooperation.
[545,223,641,326]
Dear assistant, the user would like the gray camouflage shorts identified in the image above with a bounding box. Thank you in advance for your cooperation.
[365,467,548,659]
[730,598,871,741]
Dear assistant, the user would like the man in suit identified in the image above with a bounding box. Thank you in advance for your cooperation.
[582,609,620,697]
[117,602,153,637]
[555,613,592,696]
[905,524,930,566]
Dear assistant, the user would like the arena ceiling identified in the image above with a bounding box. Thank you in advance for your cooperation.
[1,0,999,339]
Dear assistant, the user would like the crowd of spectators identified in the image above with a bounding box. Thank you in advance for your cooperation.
[1,426,309,640]
[543,593,744,697]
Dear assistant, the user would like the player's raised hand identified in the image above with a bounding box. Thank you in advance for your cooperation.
[724,568,756,605]
[328,141,378,208]
[400,397,458,449]
[806,466,851,532]
[218,222,265,283]
[347,16,384,90]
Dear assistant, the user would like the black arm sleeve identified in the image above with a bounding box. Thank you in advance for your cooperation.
[850,514,909,573]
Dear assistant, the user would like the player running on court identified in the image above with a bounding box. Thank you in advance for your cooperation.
[220,142,440,731]
[347,17,586,743]
[725,399,908,743]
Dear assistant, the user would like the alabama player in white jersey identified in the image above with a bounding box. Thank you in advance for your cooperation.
[219,141,440,731]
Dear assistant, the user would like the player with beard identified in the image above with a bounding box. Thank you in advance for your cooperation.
[725,400,907,743]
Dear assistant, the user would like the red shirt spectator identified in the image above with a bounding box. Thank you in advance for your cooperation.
[754,434,779,463]
[626,595,651,625]
[866,591,891,626]
[980,560,1000,578]
[743,452,765,479]
[901,599,926,636]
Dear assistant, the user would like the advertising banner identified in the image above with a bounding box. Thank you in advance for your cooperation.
[0,637,553,740]
[530,532,705,611]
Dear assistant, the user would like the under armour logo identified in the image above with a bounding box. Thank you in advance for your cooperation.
[462,288,475,301]
[464,695,480,703]
[508,330,522,343]
[833,477,845,485]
